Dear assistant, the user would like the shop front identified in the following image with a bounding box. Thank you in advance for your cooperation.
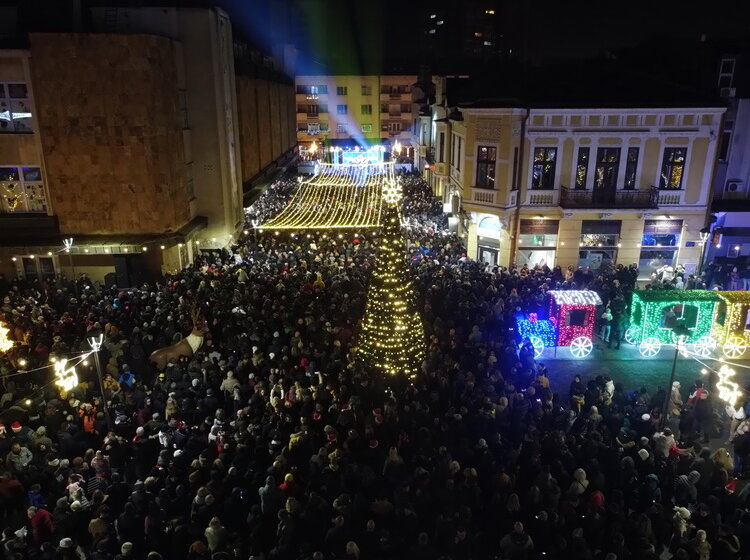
[517,218,560,269]
[578,220,621,270]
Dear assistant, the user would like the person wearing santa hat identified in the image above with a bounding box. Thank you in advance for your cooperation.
[10,421,32,447]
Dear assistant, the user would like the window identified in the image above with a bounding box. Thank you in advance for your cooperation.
[361,85,372,95]
[475,145,496,188]
[574,147,589,190]
[718,58,736,88]
[623,147,639,190]
[661,304,698,329]
[361,104,372,115]
[336,124,347,133]
[336,104,348,115]
[531,147,557,189]
[0,83,33,133]
[307,122,321,135]
[0,165,46,213]
[361,123,372,132]
[511,147,519,190]
[660,147,687,190]
[457,137,463,171]
[380,103,388,113]
[439,132,445,163]
[593,147,620,190]
[720,120,733,161]
[400,104,411,113]
[336,86,347,95]
[387,122,401,132]
[307,104,319,116]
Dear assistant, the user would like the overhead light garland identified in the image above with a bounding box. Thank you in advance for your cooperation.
[259,162,397,229]
[356,181,425,379]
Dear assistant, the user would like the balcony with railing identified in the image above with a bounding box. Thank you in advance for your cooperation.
[559,186,659,209]
[525,190,559,206]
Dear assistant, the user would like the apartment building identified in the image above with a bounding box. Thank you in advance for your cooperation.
[707,50,750,267]
[416,77,725,278]
[0,4,295,285]
[295,75,415,153]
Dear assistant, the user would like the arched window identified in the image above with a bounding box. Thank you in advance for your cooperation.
[478,216,502,232]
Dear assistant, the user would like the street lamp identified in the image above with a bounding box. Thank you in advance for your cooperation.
[697,227,711,278]
[661,322,691,429]
[88,334,113,432]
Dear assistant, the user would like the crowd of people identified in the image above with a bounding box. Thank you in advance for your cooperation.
[0,171,747,560]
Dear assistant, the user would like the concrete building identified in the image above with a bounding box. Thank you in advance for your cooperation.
[416,76,725,278]
[707,50,750,269]
[295,75,415,154]
[0,4,295,285]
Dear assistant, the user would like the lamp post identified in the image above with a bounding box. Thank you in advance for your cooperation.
[661,323,691,429]
[697,227,711,279]
[88,334,113,432]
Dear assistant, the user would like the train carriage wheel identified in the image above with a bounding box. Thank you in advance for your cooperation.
[569,336,593,358]
[624,326,639,345]
[692,336,717,358]
[529,336,544,359]
[639,337,662,358]
[723,336,747,359]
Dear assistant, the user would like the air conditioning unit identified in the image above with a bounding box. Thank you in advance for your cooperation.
[724,180,746,199]
[720,87,737,98]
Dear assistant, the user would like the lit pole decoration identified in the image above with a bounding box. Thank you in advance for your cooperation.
[52,357,79,393]
[716,364,742,407]
[698,227,711,277]
[356,181,425,379]
[660,323,691,429]
[88,335,113,432]
[0,322,14,353]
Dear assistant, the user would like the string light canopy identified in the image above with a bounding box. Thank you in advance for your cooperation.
[0,322,14,353]
[356,183,425,379]
[259,161,398,229]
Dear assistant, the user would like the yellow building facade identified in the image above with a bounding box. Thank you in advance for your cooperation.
[422,102,725,278]
[295,75,415,148]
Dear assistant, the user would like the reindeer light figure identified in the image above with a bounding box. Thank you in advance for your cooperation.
[149,304,208,370]
[716,364,742,407]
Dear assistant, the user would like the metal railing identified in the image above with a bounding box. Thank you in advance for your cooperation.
[560,186,659,209]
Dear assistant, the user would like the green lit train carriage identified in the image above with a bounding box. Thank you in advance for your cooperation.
[625,290,721,358]
[713,291,750,358]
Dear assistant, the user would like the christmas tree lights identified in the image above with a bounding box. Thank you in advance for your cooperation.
[356,182,425,379]
[0,322,14,353]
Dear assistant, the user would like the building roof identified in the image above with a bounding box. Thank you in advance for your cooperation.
[452,59,726,109]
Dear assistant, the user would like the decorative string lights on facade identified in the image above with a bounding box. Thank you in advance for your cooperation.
[356,182,425,379]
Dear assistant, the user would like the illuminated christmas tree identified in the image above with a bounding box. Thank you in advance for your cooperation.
[356,182,425,379]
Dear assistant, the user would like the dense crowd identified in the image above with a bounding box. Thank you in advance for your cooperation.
[0,172,747,560]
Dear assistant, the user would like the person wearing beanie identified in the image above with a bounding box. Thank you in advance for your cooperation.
[568,468,589,496]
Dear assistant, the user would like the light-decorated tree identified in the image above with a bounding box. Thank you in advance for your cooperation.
[356,181,425,379]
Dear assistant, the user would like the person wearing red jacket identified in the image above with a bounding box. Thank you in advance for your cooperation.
[27,506,54,545]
